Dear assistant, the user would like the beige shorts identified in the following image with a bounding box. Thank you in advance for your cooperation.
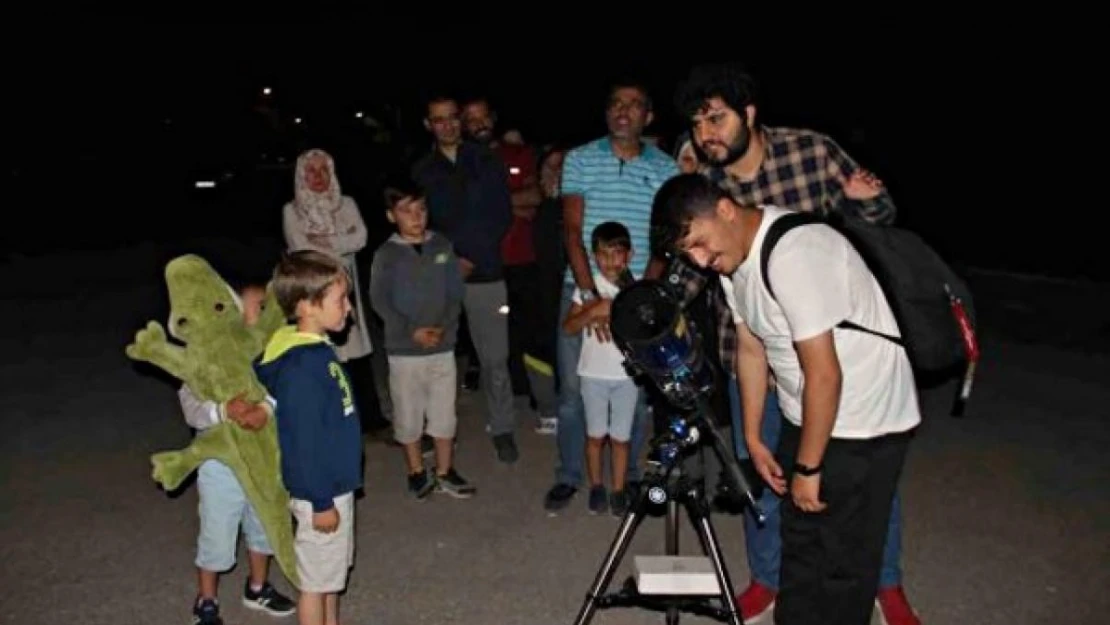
[289,493,355,593]
[388,351,458,444]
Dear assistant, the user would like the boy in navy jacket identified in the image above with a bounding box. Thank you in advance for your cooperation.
[255,250,362,625]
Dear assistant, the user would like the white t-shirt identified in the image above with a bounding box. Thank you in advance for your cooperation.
[725,205,921,439]
[573,274,631,380]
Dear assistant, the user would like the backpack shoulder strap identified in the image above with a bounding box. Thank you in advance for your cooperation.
[759,211,822,301]
[758,211,905,347]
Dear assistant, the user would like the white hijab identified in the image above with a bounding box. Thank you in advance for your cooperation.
[292,149,343,235]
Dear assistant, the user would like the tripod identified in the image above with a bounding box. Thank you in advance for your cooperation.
[572,404,763,625]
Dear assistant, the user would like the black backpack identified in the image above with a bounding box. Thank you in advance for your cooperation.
[759,211,978,375]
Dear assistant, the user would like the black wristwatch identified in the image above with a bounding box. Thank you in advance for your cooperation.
[793,462,823,476]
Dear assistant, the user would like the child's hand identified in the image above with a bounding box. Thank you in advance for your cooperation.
[228,403,268,431]
[588,299,613,343]
[226,394,268,430]
[312,507,340,533]
[586,297,612,341]
[413,327,441,348]
[226,393,251,417]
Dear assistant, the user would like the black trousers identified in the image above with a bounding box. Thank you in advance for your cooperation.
[504,263,541,396]
[774,420,913,625]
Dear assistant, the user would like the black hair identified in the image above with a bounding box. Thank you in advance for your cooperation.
[674,63,759,122]
[607,76,653,111]
[460,94,492,110]
[382,174,425,210]
[650,173,730,258]
[591,221,632,251]
[424,92,457,116]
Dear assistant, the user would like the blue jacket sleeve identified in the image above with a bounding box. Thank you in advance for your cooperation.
[277,355,335,513]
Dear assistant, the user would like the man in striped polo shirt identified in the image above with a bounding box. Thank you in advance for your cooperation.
[543,78,680,513]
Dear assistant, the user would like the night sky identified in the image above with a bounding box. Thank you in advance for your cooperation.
[4,21,1099,280]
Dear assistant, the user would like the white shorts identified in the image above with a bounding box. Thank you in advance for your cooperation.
[289,492,355,593]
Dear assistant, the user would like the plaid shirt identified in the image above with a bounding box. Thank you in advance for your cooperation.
[672,125,898,373]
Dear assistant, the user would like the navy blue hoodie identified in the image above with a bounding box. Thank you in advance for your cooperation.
[254,326,362,512]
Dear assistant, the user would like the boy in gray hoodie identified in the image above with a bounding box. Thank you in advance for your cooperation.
[369,175,476,500]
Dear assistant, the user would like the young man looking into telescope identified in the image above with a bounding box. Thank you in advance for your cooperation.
[651,173,921,625]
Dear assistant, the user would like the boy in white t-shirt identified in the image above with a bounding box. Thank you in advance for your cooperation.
[562,221,638,516]
[652,174,920,625]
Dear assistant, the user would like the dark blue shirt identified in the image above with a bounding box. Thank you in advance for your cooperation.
[412,141,513,282]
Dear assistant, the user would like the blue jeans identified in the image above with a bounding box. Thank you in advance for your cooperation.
[727,378,903,590]
[196,460,272,572]
[555,282,647,486]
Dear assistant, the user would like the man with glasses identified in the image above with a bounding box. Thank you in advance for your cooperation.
[412,94,520,464]
[543,78,680,513]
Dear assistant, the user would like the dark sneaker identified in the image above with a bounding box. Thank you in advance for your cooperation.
[588,485,608,515]
[242,581,296,617]
[463,366,480,390]
[407,469,435,500]
[436,468,476,498]
[492,433,519,463]
[544,483,578,513]
[609,490,630,517]
[193,598,223,625]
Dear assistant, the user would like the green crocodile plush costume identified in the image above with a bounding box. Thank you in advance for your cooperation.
[125,254,298,587]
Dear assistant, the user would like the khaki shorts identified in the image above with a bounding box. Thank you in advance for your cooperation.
[388,351,458,444]
[289,493,355,593]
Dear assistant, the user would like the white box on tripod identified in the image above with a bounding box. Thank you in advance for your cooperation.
[634,556,721,595]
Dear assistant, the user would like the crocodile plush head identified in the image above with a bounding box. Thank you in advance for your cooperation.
[164,255,255,350]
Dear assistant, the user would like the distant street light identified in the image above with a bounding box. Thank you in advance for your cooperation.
[294,117,302,124]
[262,87,272,95]
[355,111,364,118]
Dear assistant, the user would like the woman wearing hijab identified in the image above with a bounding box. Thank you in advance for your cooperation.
[282,148,388,434]
[673,131,701,174]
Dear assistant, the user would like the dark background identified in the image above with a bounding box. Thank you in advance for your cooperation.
[4,21,1099,281]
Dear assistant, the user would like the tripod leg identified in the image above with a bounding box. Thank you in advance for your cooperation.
[665,498,680,625]
[572,503,645,625]
[685,501,744,625]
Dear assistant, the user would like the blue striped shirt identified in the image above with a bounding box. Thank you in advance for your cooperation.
[561,137,679,283]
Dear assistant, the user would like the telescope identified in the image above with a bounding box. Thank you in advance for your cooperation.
[609,278,763,519]
[572,276,765,625]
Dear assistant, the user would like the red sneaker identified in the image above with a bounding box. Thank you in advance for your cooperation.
[735,581,776,623]
[876,585,922,625]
